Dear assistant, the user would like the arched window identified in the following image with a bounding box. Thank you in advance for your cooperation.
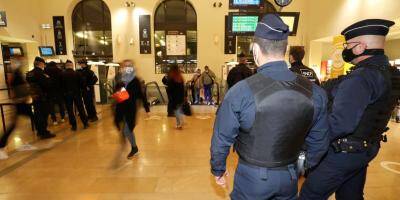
[72,0,112,60]
[154,0,197,74]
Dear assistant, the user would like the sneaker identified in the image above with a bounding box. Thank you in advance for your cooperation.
[176,125,183,130]
[53,121,58,126]
[39,133,56,140]
[17,144,38,151]
[61,119,65,123]
[127,146,139,159]
[0,149,8,160]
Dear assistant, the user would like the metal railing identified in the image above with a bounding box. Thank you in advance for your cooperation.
[145,81,166,104]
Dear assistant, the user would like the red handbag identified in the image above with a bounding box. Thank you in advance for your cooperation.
[112,87,130,103]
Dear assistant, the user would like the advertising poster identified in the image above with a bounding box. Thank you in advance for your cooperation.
[0,11,7,27]
[139,15,151,54]
[53,16,67,55]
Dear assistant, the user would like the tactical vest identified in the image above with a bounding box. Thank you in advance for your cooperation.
[234,73,314,168]
[349,65,400,141]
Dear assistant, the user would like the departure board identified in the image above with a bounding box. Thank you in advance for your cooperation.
[232,16,259,33]
[233,0,260,5]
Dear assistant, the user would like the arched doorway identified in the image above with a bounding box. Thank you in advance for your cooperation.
[154,0,197,74]
[72,0,112,61]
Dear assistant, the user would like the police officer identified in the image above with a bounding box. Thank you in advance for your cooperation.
[62,60,89,131]
[227,53,253,89]
[289,46,320,85]
[300,19,400,200]
[77,60,99,122]
[45,61,66,125]
[210,14,329,199]
[26,57,55,139]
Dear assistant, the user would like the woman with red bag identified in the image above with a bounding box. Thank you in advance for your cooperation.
[113,60,150,159]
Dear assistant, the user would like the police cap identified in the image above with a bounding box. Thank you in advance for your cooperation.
[34,56,45,64]
[255,14,290,40]
[341,19,395,40]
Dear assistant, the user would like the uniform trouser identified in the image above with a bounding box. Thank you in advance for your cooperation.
[0,103,33,148]
[49,94,65,121]
[82,86,97,119]
[32,100,50,136]
[231,162,298,200]
[299,144,380,200]
[65,93,88,127]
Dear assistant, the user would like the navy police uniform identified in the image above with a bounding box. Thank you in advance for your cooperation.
[290,61,320,85]
[300,19,400,199]
[210,14,330,200]
[77,60,99,121]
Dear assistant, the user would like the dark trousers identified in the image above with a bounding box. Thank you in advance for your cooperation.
[82,86,97,119]
[65,93,88,127]
[299,145,380,200]
[0,103,33,148]
[204,84,213,103]
[49,94,65,121]
[166,88,173,116]
[32,100,50,136]
[230,162,298,200]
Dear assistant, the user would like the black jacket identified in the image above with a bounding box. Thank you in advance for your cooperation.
[78,67,98,89]
[114,78,150,131]
[26,67,51,101]
[45,65,63,95]
[61,68,84,95]
[290,61,320,85]
[166,78,185,110]
[227,63,253,89]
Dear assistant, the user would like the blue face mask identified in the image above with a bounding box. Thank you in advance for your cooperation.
[120,67,136,85]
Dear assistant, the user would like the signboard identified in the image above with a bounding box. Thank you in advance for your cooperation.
[232,16,259,33]
[139,15,151,54]
[0,11,7,27]
[52,16,67,55]
[166,35,186,56]
[224,16,236,54]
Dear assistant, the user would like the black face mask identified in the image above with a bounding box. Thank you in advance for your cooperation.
[342,46,385,63]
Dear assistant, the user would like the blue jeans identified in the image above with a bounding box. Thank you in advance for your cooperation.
[299,145,380,200]
[204,84,213,103]
[193,88,200,104]
[123,120,136,148]
[231,162,298,200]
[174,106,183,127]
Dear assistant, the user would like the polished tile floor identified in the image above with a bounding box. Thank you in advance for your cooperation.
[0,106,399,200]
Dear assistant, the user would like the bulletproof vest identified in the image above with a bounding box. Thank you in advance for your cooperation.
[350,65,400,141]
[235,73,314,168]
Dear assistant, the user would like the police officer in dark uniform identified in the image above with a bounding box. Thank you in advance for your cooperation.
[289,46,320,85]
[45,61,66,124]
[227,53,253,89]
[26,57,55,139]
[300,19,400,200]
[62,60,89,131]
[210,14,329,199]
[77,60,99,122]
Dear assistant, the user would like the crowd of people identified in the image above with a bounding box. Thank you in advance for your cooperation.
[0,57,99,159]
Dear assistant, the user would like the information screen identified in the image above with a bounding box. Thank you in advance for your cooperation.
[232,16,259,33]
[39,46,54,56]
[9,47,23,56]
[233,0,260,5]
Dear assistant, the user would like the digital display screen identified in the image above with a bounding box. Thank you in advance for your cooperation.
[232,16,259,33]
[233,0,260,5]
[39,47,54,56]
[9,47,23,56]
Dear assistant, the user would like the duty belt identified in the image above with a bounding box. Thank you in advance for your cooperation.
[332,134,387,153]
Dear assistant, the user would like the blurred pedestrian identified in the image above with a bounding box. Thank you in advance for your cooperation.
[201,66,216,105]
[165,64,185,129]
[113,60,150,159]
